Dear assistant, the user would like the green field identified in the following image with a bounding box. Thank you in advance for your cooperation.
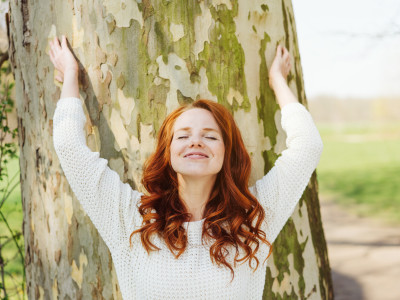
[316,121,400,224]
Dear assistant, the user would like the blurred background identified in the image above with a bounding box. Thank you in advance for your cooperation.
[293,0,400,299]
[0,0,399,299]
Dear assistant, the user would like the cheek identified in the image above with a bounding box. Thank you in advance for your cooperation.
[169,144,177,169]
[169,142,182,160]
[219,142,225,154]
[216,144,225,161]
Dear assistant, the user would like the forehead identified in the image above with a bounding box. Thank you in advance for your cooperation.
[173,108,220,132]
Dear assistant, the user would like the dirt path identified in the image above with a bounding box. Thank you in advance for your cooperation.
[320,197,400,300]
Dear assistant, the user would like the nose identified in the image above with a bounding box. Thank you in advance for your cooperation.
[189,134,204,147]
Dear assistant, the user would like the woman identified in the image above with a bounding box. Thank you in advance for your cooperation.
[49,35,323,299]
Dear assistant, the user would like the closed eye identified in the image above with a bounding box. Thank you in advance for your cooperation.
[177,136,217,140]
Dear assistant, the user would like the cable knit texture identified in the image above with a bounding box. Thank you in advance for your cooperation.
[53,97,323,299]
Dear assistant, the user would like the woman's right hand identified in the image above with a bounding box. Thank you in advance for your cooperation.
[49,35,79,82]
[268,45,292,91]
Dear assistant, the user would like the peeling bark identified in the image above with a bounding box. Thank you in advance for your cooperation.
[9,0,333,298]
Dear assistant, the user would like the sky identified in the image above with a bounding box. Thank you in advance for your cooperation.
[292,0,400,99]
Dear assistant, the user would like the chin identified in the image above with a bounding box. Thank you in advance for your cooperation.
[177,170,216,178]
[180,171,209,177]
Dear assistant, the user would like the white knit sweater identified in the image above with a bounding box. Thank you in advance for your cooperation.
[53,97,323,299]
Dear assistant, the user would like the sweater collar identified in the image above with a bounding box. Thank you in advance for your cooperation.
[183,218,207,246]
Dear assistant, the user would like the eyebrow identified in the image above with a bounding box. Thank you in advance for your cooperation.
[174,127,220,133]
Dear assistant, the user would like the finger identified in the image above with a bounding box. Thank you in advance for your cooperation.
[276,45,282,56]
[280,47,288,59]
[49,41,56,54]
[282,46,289,53]
[281,46,287,57]
[283,52,290,62]
[49,47,54,59]
[282,46,289,55]
[53,36,61,50]
[49,46,58,60]
[55,75,63,82]
[61,35,67,48]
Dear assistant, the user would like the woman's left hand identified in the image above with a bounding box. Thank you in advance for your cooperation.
[49,35,79,82]
[269,45,292,90]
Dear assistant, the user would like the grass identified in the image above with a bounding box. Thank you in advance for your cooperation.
[0,153,25,300]
[315,121,400,224]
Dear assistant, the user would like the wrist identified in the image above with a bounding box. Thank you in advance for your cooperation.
[269,75,286,91]
[64,68,79,77]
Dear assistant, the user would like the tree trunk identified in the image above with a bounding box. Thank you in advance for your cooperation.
[8,0,333,299]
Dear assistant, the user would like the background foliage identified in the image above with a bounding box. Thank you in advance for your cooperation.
[0,50,25,300]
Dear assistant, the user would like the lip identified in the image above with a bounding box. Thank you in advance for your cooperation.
[184,152,209,158]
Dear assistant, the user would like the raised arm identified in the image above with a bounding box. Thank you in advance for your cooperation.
[249,45,324,243]
[48,35,79,99]
[269,44,298,109]
[49,36,142,251]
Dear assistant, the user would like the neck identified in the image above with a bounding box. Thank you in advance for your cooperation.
[178,174,217,222]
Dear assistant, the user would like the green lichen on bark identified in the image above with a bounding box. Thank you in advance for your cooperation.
[196,2,250,112]
[275,218,308,293]
[148,0,202,83]
[158,0,201,61]
[261,4,269,12]
[303,173,334,299]
[262,149,278,177]
[281,0,304,105]
[279,3,333,298]
[287,8,305,104]
[137,0,155,22]
[108,18,166,135]
[113,0,202,136]
[281,0,290,51]
[177,89,194,105]
[263,279,298,300]
[258,32,280,172]
[109,0,251,134]
[263,268,274,299]
[257,32,279,143]
[263,218,308,299]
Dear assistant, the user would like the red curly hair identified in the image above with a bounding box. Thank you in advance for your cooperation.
[130,99,272,281]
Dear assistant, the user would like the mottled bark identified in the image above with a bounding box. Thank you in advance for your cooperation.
[9,0,333,299]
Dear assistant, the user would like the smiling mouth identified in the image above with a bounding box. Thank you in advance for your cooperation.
[184,153,209,158]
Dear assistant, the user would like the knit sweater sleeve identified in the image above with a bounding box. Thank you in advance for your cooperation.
[52,97,142,252]
[249,102,323,244]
